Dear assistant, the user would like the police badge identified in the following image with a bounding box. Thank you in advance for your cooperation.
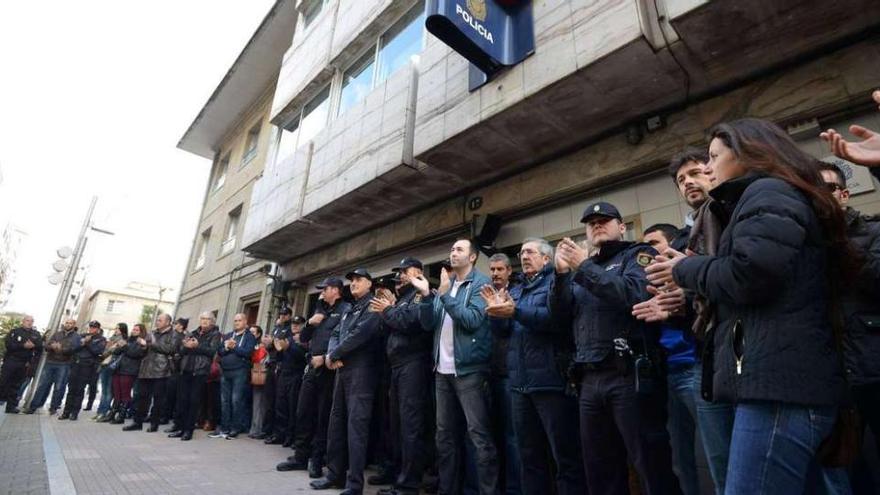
[467,0,487,22]
[636,252,654,267]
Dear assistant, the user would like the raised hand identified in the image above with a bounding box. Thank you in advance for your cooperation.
[479,285,498,307]
[438,267,452,296]
[557,238,587,270]
[645,248,688,286]
[308,313,326,326]
[410,274,431,296]
[369,296,393,313]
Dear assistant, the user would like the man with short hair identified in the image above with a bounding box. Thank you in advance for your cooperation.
[168,312,220,441]
[124,314,179,432]
[413,239,498,495]
[369,257,434,495]
[280,277,350,478]
[25,318,81,415]
[160,317,189,426]
[264,308,293,445]
[552,202,680,494]
[311,268,384,495]
[212,313,256,439]
[272,311,309,446]
[60,320,106,420]
[484,238,584,494]
[0,315,42,413]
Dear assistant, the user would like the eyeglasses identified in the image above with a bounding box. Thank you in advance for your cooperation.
[823,182,844,193]
[518,249,539,258]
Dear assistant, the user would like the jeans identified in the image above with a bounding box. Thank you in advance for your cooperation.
[725,402,837,494]
[28,362,71,411]
[96,366,114,415]
[220,367,249,433]
[693,362,735,494]
[435,371,498,495]
[491,375,522,495]
[667,365,700,495]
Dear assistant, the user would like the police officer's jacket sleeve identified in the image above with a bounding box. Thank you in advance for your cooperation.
[62,334,82,355]
[328,311,382,361]
[549,272,575,324]
[573,251,654,309]
[32,333,44,354]
[382,303,423,334]
[673,178,809,305]
[855,217,880,297]
[419,295,439,333]
[5,330,24,352]
[86,337,105,357]
[438,284,488,335]
[300,306,326,343]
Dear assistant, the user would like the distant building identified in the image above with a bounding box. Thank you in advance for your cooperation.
[0,224,27,310]
[76,282,176,334]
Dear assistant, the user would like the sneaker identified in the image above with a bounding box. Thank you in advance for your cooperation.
[208,431,227,439]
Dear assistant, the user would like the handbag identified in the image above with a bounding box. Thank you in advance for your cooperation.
[251,361,267,386]
[107,354,122,372]
[208,355,221,382]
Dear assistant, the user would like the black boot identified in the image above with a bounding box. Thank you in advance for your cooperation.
[83,401,93,411]
[122,422,143,431]
[308,460,323,479]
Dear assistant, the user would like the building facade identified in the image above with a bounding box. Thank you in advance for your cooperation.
[76,282,176,335]
[0,223,27,311]
[233,0,880,316]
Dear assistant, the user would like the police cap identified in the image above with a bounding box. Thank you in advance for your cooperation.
[580,201,623,223]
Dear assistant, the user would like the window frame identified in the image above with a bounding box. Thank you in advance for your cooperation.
[241,122,261,166]
[220,206,243,256]
[195,228,211,270]
[300,0,326,32]
[212,154,229,192]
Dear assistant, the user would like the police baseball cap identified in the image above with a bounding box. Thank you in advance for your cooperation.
[580,201,623,223]
[292,316,306,325]
[391,256,423,272]
[345,268,373,281]
[315,276,344,290]
[88,320,101,328]
[278,307,292,316]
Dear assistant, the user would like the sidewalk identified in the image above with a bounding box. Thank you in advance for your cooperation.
[0,409,384,495]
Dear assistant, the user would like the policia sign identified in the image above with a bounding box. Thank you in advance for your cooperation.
[426,0,534,90]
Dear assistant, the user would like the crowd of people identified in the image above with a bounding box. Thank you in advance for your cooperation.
[2,91,880,495]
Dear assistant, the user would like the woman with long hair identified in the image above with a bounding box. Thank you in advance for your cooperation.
[248,325,271,439]
[109,323,146,424]
[647,118,854,493]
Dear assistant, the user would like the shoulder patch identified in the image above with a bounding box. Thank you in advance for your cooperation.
[636,252,654,267]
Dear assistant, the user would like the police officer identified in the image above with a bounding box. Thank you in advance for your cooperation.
[311,268,384,495]
[551,201,680,495]
[369,257,433,495]
[273,311,308,447]
[60,320,107,420]
[0,315,42,413]
[278,277,350,477]
[263,308,293,445]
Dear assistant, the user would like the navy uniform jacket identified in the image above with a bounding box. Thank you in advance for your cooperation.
[328,294,384,369]
[4,327,43,362]
[382,284,432,368]
[302,299,351,357]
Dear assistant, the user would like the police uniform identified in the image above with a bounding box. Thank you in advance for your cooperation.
[316,268,384,494]
[61,322,107,420]
[271,312,307,446]
[550,202,680,495]
[0,325,43,412]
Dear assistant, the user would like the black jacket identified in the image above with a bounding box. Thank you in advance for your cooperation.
[673,175,842,406]
[45,329,81,364]
[272,323,308,374]
[328,294,384,368]
[180,326,221,376]
[138,327,181,379]
[301,299,350,356]
[550,241,658,364]
[3,327,43,362]
[113,337,148,376]
[842,207,880,385]
[73,333,107,366]
[382,285,432,368]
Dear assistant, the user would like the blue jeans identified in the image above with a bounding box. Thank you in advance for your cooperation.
[96,366,114,415]
[726,402,837,494]
[693,363,735,494]
[28,362,71,411]
[220,368,249,433]
[667,365,700,495]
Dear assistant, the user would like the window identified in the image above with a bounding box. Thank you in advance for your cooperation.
[221,206,242,255]
[301,0,325,30]
[241,123,261,165]
[296,86,331,147]
[338,50,376,117]
[106,299,125,314]
[334,1,425,117]
[212,154,229,191]
[195,228,211,270]
[275,125,300,165]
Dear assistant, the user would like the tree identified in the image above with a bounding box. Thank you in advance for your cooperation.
[139,305,156,327]
[0,312,25,358]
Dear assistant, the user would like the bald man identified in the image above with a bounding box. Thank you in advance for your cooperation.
[25,319,81,415]
[213,313,257,438]
[1,315,42,413]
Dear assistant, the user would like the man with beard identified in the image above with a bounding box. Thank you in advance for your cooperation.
[0,315,42,413]
[25,318,81,415]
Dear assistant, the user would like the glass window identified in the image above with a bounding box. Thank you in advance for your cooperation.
[275,125,300,165]
[298,86,330,146]
[376,1,426,84]
[241,123,261,165]
[221,207,241,254]
[213,155,229,191]
[301,0,323,30]
[338,49,376,117]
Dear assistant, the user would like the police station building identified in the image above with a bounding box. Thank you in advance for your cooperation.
[177,0,880,321]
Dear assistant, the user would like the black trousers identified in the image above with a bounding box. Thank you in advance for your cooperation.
[163,372,179,421]
[511,390,585,495]
[134,377,168,427]
[326,365,380,493]
[389,359,432,492]
[175,372,207,433]
[261,363,277,435]
[0,358,28,409]
[274,368,304,442]
[63,362,98,415]
[578,366,680,495]
[86,364,100,405]
[294,366,336,465]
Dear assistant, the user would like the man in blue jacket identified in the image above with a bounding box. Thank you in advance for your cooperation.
[552,202,680,495]
[213,313,256,439]
[483,237,584,495]
[60,320,106,421]
[412,238,498,495]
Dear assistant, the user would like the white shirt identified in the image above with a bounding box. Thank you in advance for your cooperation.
[437,280,465,375]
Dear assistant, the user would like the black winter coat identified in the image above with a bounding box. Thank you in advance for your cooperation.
[842,207,880,386]
[73,333,107,366]
[3,327,43,362]
[328,294,384,368]
[673,174,842,406]
[302,299,350,356]
[113,338,148,376]
[138,327,181,379]
[382,285,432,368]
[179,326,221,376]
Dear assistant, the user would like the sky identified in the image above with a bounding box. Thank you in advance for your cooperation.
[0,0,277,327]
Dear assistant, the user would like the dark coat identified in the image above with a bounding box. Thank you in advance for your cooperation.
[217,330,256,371]
[842,207,880,386]
[492,264,570,393]
[113,337,148,376]
[138,327,181,379]
[72,333,107,366]
[673,174,842,406]
[301,299,351,356]
[45,329,81,364]
[3,327,42,362]
[179,326,221,376]
[382,284,432,368]
[550,241,658,364]
[328,294,384,368]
